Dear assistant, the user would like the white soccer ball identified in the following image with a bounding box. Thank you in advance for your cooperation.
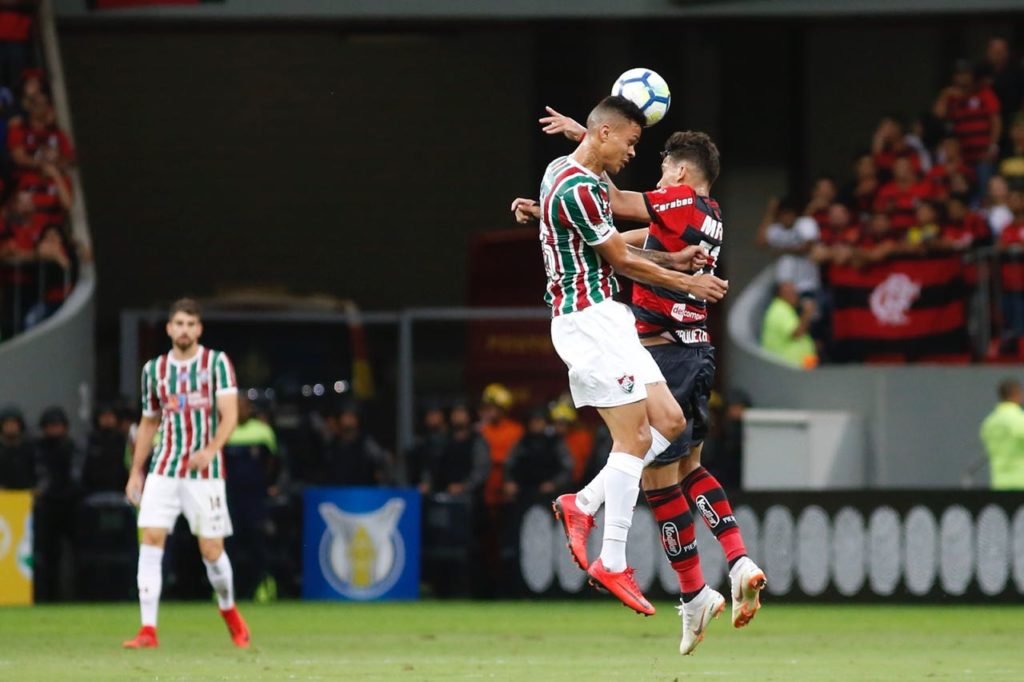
[611,68,671,127]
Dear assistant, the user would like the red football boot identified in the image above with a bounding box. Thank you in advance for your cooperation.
[220,606,250,648]
[552,494,594,570]
[122,625,158,649]
[587,559,656,616]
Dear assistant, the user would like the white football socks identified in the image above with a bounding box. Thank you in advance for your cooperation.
[642,426,672,465]
[576,427,671,514]
[137,544,163,627]
[203,551,236,610]
[599,452,644,573]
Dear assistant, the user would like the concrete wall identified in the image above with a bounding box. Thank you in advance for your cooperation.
[0,269,96,442]
[727,266,1010,489]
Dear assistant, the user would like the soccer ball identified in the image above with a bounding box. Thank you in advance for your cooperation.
[611,68,671,127]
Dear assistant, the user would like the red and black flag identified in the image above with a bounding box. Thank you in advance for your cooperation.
[828,256,968,362]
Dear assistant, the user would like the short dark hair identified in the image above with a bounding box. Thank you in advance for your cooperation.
[589,95,647,130]
[168,297,202,321]
[662,131,720,185]
[998,378,1020,401]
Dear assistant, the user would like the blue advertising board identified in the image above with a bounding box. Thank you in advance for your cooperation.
[302,487,421,601]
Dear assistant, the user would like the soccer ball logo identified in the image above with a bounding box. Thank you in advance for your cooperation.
[612,68,671,127]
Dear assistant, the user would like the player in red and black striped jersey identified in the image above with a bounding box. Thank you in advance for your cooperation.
[514,113,764,656]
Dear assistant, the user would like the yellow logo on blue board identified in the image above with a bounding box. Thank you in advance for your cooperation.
[317,499,406,600]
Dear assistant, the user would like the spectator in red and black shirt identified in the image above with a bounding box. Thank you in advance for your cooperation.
[840,152,880,220]
[872,116,923,182]
[941,193,990,251]
[819,202,860,247]
[803,176,837,228]
[926,137,976,200]
[874,156,929,232]
[0,187,38,258]
[934,60,1001,189]
[8,91,74,180]
[18,144,72,225]
[0,1,36,89]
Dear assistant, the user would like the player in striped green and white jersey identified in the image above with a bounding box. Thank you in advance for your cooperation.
[123,298,250,650]
[532,96,729,616]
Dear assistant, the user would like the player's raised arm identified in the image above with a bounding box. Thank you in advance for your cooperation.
[593,230,728,301]
[539,106,586,142]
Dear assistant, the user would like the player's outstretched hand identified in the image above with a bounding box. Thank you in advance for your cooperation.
[687,273,729,302]
[669,245,709,272]
[540,106,586,142]
[511,197,540,223]
[188,447,215,471]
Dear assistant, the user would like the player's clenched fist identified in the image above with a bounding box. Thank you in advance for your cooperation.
[687,273,729,302]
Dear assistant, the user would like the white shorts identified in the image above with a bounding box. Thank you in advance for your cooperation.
[137,474,234,538]
[550,299,665,408]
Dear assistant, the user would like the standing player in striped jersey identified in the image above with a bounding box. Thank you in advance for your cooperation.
[533,95,729,616]
[122,298,250,649]
[515,111,765,656]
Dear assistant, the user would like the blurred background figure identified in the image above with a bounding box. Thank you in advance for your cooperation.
[419,400,489,498]
[761,281,818,369]
[33,405,79,602]
[420,400,490,598]
[407,399,448,491]
[979,378,1024,490]
[80,402,128,495]
[503,406,573,506]
[319,400,390,486]
[548,396,594,487]
[478,383,523,510]
[0,404,34,490]
[223,392,281,600]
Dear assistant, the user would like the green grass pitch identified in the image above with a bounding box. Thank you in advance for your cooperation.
[0,601,1020,681]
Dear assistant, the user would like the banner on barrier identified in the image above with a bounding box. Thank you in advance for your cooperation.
[302,487,421,601]
[513,492,1024,601]
[829,256,967,361]
[0,491,33,605]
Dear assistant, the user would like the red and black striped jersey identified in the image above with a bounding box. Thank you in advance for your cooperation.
[947,87,1001,165]
[632,184,722,345]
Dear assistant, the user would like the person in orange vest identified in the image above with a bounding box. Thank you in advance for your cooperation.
[549,396,594,487]
[478,383,524,509]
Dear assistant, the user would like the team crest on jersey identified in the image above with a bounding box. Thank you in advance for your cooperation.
[198,369,210,386]
[616,374,635,393]
[318,499,406,600]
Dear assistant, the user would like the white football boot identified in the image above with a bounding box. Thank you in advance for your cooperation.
[729,556,767,628]
[677,586,726,655]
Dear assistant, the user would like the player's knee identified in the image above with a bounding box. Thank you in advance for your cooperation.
[663,404,686,441]
[198,539,223,562]
[140,528,166,548]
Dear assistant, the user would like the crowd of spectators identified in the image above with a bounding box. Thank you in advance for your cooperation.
[0,1,79,341]
[758,36,1024,364]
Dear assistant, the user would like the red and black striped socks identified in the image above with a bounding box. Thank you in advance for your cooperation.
[645,484,705,601]
[681,466,747,568]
